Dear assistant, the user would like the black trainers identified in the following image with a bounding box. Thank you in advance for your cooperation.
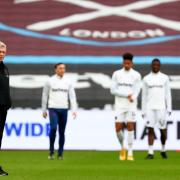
[145,154,154,160]
[161,152,168,159]
[0,166,8,176]
[48,153,55,160]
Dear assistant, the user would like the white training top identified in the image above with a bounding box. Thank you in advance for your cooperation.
[42,74,77,112]
[110,68,141,111]
[142,71,172,113]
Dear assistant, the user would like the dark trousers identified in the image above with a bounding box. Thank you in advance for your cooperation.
[0,107,8,149]
[48,108,68,156]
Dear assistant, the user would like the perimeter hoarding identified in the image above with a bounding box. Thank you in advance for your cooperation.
[3,109,180,150]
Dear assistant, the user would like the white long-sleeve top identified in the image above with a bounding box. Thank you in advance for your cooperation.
[42,74,77,112]
[110,68,141,111]
[142,71,172,113]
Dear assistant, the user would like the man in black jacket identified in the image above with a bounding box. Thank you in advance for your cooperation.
[0,41,11,176]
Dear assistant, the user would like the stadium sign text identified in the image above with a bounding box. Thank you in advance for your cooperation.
[59,28,165,39]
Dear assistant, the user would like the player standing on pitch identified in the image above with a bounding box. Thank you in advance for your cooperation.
[111,53,141,161]
[0,41,11,176]
[42,63,77,160]
[142,59,172,159]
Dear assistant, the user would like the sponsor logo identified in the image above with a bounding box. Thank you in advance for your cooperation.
[118,83,133,87]
[5,123,50,137]
[52,88,68,93]
[148,85,164,88]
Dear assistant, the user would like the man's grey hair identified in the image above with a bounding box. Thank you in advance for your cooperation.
[0,41,6,48]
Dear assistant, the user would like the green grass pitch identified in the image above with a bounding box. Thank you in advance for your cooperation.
[0,151,180,180]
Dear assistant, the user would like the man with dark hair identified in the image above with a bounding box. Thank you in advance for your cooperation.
[0,41,11,176]
[142,59,172,159]
[111,53,141,161]
[122,53,133,61]
[42,63,77,160]
[54,63,64,69]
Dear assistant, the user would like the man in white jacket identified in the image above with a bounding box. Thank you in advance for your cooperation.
[111,53,141,161]
[42,63,77,160]
[142,59,172,159]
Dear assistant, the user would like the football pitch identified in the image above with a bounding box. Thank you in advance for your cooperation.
[0,150,180,180]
